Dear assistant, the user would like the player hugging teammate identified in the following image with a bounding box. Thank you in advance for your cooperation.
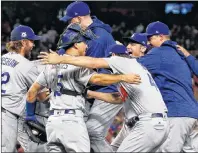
[1,1,198,153]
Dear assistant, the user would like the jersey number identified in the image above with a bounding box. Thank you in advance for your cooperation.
[1,72,10,94]
[147,73,158,91]
[54,74,63,97]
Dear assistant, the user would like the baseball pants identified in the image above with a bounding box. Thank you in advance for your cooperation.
[46,110,90,152]
[2,109,18,152]
[112,113,169,152]
[157,117,197,152]
[86,99,123,152]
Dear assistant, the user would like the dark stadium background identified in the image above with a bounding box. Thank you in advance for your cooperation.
[1,1,198,149]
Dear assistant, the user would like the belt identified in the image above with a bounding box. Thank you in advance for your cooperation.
[125,113,166,128]
[1,107,19,119]
[1,107,6,113]
[50,109,76,116]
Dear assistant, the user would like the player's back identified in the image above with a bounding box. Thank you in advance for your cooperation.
[2,52,38,115]
[105,56,167,115]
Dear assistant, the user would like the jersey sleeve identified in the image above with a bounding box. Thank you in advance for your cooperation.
[36,67,48,87]
[185,55,198,76]
[75,68,96,87]
[24,65,39,88]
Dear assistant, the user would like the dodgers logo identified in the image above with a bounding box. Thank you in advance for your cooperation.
[21,32,27,38]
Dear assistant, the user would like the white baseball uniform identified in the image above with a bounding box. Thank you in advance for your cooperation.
[35,59,96,152]
[104,56,169,152]
[1,52,39,152]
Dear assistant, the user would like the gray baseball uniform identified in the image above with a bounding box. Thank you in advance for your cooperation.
[17,60,49,152]
[35,60,96,152]
[1,52,39,152]
[104,56,169,152]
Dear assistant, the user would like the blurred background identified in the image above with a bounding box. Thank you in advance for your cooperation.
[1,1,198,146]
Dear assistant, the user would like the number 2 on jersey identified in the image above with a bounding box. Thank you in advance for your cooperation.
[1,72,10,94]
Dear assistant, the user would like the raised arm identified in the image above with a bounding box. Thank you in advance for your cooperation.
[87,90,123,104]
[89,73,141,86]
[38,50,109,69]
[176,45,198,76]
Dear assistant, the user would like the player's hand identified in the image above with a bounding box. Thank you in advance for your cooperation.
[37,88,50,103]
[38,50,62,64]
[176,45,190,57]
[25,115,38,123]
[122,74,141,84]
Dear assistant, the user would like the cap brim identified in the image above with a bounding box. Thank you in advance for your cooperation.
[123,37,144,46]
[144,33,155,38]
[60,15,73,22]
[32,35,41,40]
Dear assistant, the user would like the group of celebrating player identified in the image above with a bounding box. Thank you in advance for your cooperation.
[2,1,198,152]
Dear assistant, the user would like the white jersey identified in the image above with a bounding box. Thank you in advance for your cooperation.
[1,52,39,116]
[104,56,167,118]
[36,57,96,111]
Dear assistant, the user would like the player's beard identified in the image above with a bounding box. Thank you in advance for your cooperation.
[24,46,32,59]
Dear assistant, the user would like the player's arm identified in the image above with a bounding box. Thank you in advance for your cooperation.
[88,73,141,86]
[87,90,123,104]
[27,82,43,103]
[177,45,198,76]
[39,50,110,69]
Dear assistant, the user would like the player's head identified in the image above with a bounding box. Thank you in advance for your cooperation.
[57,23,95,56]
[145,21,170,47]
[106,44,129,57]
[123,33,148,57]
[6,25,41,58]
[60,1,92,28]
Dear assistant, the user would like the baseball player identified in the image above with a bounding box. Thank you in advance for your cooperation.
[1,25,45,152]
[39,43,170,152]
[110,33,149,151]
[137,21,198,152]
[27,24,141,152]
[60,2,122,152]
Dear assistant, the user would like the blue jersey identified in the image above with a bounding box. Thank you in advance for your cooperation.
[138,40,198,118]
[85,16,117,93]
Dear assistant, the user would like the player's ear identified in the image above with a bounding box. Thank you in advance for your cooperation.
[140,46,147,53]
[73,43,79,49]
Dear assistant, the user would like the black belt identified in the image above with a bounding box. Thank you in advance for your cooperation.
[50,109,76,116]
[1,107,6,113]
[125,113,165,128]
[1,107,19,119]
[60,89,82,97]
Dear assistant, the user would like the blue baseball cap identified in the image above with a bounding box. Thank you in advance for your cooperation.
[10,25,41,41]
[57,23,96,54]
[106,44,129,57]
[146,21,170,37]
[123,33,148,47]
[60,1,91,22]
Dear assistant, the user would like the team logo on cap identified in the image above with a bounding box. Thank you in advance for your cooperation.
[142,41,145,44]
[156,31,159,33]
[21,32,27,38]
[75,12,78,15]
